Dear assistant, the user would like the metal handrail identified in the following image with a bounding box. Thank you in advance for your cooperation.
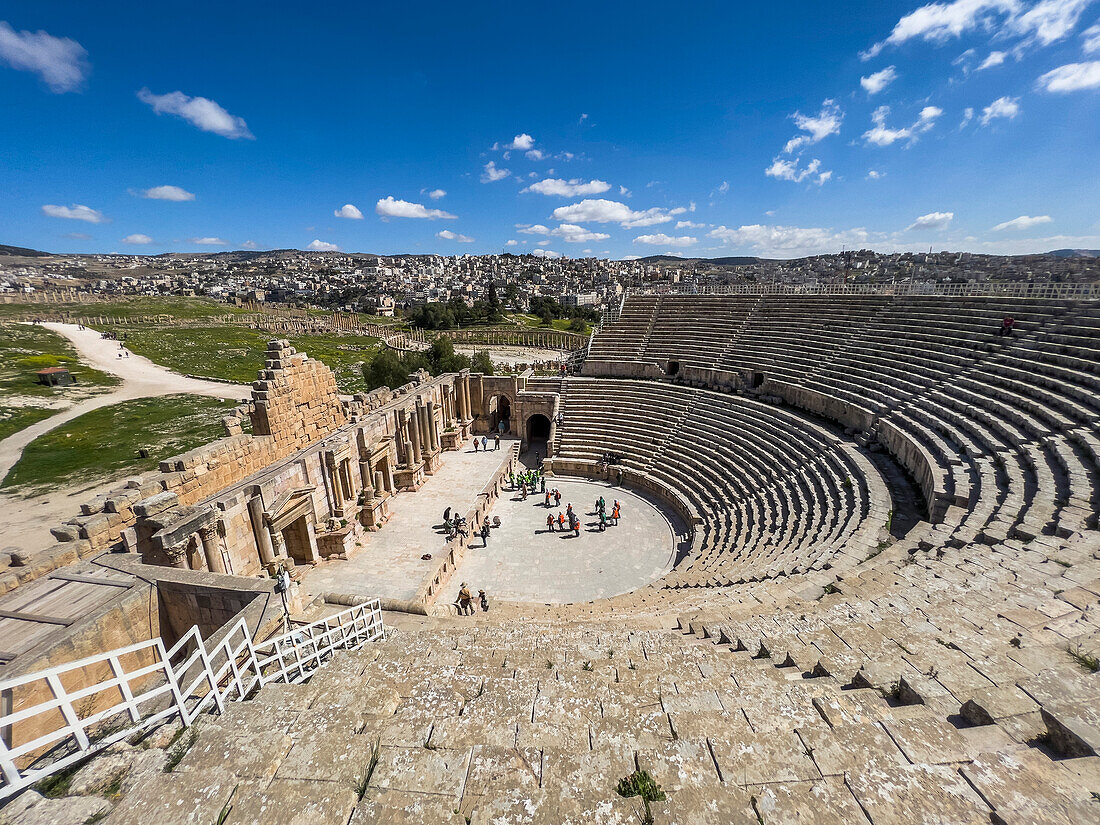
[0,600,383,800]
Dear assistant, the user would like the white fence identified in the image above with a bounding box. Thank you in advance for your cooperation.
[631,281,1100,299]
[0,601,383,800]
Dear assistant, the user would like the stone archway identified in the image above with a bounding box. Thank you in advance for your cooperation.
[489,394,512,434]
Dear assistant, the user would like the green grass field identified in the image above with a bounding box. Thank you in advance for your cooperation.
[116,326,380,392]
[0,323,120,442]
[509,314,592,335]
[2,394,239,493]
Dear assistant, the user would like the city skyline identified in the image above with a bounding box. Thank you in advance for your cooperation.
[2,0,1099,260]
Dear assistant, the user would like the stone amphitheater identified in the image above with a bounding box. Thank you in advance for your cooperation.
[2,287,1100,824]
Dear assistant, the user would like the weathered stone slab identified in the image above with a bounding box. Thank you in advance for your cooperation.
[797,722,907,776]
[367,746,472,801]
[99,767,253,825]
[845,763,991,825]
[226,778,358,825]
[273,732,377,784]
[648,786,758,824]
[636,739,721,791]
[0,792,111,825]
[176,725,292,781]
[882,717,977,765]
[752,777,872,825]
[350,789,467,825]
[709,730,821,786]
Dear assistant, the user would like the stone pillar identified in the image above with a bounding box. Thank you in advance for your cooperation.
[416,399,431,454]
[408,408,422,464]
[385,458,395,494]
[461,375,472,421]
[426,400,439,451]
[374,470,385,493]
[321,452,339,516]
[248,495,276,567]
[199,523,227,574]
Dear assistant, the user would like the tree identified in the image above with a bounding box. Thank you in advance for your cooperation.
[470,350,494,375]
[568,317,588,333]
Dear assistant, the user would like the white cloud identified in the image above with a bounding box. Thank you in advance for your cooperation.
[508,133,535,150]
[977,50,1008,69]
[717,181,730,194]
[862,0,1018,59]
[436,229,474,242]
[1084,22,1100,52]
[782,100,843,153]
[0,21,88,93]
[676,220,704,228]
[121,233,152,245]
[530,248,561,259]
[427,188,446,200]
[865,0,1089,60]
[375,196,457,220]
[860,66,898,94]
[41,204,107,223]
[241,240,258,249]
[517,224,550,235]
[481,161,510,182]
[64,232,92,240]
[707,223,872,257]
[504,239,519,246]
[334,203,364,219]
[980,95,1021,124]
[765,157,832,184]
[960,107,976,127]
[525,149,545,160]
[137,88,252,139]
[619,185,631,196]
[141,185,195,201]
[991,214,1053,230]
[523,178,611,197]
[550,198,681,228]
[633,234,697,247]
[1037,60,1100,90]
[867,169,886,179]
[863,105,942,146]
[308,239,338,251]
[536,240,552,246]
[907,211,955,230]
[191,237,227,245]
[553,224,610,243]
[1008,0,1091,47]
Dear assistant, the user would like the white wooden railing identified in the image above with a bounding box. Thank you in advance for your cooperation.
[0,600,383,800]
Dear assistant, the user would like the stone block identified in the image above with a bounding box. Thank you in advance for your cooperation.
[274,732,377,785]
[225,778,358,825]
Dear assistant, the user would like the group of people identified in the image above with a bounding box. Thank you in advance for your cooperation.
[472,434,501,452]
[456,581,489,615]
[442,506,496,545]
[543,495,622,535]
[511,466,546,499]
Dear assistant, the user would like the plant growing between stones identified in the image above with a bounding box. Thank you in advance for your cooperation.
[163,724,199,772]
[582,660,593,671]
[211,784,238,825]
[357,739,382,800]
[617,769,666,824]
[1066,644,1099,673]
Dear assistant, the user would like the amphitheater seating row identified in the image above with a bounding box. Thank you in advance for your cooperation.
[554,378,890,586]
[589,295,1100,552]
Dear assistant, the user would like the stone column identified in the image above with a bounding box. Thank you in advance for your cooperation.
[416,399,431,454]
[384,457,395,493]
[199,523,227,574]
[408,408,422,464]
[374,470,385,494]
[271,529,289,559]
[248,495,276,567]
[461,375,472,421]
[426,400,439,451]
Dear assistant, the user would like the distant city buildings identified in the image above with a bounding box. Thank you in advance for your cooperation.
[0,248,1097,313]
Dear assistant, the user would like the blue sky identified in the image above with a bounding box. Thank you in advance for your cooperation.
[2,0,1098,259]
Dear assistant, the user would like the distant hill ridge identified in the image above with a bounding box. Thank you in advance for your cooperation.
[0,244,49,257]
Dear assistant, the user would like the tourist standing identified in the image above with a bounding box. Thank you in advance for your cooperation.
[494,433,500,450]
[457,583,473,616]
[546,513,556,533]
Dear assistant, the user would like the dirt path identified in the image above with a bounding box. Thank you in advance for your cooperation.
[0,323,250,553]
[0,323,247,483]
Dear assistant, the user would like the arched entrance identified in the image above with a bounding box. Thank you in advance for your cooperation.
[489,395,512,433]
[526,413,551,453]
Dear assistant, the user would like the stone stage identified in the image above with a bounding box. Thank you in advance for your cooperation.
[448,475,678,605]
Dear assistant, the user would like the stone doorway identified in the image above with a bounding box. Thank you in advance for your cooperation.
[489,395,512,433]
[526,413,551,453]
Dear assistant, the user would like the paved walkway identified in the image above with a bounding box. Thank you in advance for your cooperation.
[298,440,517,603]
[450,476,677,605]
